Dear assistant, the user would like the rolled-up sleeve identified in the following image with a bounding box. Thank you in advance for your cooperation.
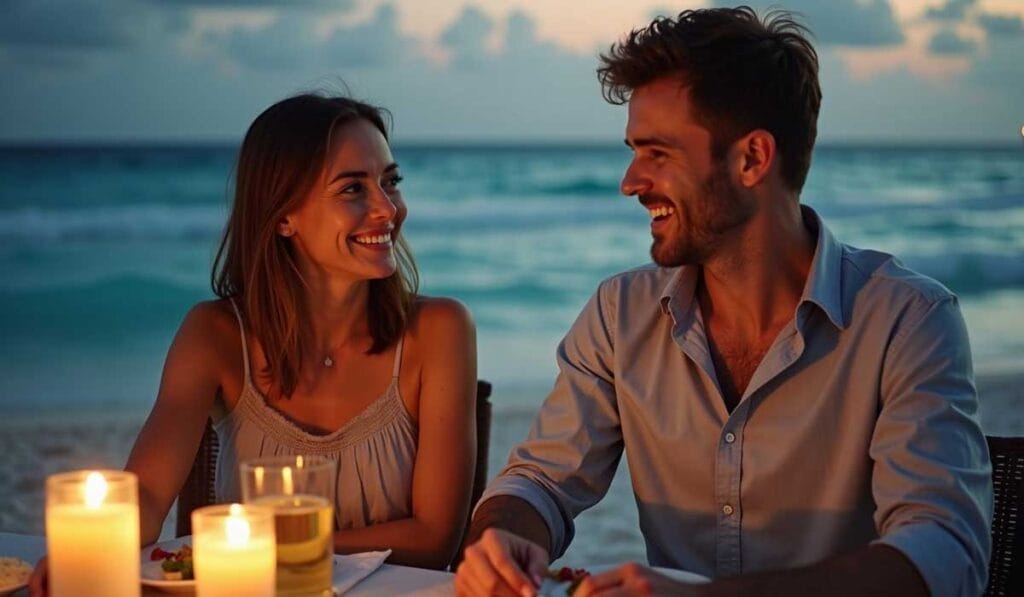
[476,281,623,558]
[872,295,993,597]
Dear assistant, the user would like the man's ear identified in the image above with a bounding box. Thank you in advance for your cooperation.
[734,129,776,189]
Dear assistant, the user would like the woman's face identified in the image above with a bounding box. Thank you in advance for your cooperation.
[281,118,407,283]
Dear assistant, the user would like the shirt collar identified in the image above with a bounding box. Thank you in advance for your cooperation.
[657,205,847,330]
[659,265,698,327]
[800,205,847,330]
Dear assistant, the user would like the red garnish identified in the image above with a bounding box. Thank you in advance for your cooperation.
[549,566,590,593]
[150,547,173,561]
[552,567,588,582]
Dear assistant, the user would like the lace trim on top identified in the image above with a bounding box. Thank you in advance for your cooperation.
[225,298,413,454]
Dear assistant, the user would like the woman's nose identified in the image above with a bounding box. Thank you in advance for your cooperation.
[371,186,398,219]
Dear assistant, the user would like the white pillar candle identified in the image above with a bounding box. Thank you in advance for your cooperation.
[192,503,276,597]
[45,470,141,597]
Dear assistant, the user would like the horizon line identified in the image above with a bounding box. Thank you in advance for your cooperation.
[1,137,1022,151]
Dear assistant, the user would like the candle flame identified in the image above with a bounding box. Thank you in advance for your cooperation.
[253,466,265,494]
[226,504,251,546]
[84,472,107,508]
[282,466,294,495]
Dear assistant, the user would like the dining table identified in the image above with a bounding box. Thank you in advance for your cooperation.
[0,532,455,596]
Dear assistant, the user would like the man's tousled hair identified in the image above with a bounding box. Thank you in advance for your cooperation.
[598,6,822,192]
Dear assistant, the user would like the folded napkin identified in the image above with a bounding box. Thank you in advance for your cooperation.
[332,549,391,594]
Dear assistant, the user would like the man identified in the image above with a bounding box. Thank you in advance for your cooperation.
[454,7,991,597]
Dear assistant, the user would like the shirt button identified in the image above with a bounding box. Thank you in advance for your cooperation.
[724,432,736,444]
[722,504,734,516]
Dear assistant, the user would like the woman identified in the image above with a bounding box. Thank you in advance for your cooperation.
[50,94,476,583]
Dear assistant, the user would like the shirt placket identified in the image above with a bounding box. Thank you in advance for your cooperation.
[714,402,748,577]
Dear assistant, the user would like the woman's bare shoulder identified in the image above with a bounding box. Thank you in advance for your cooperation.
[410,295,475,336]
[174,299,242,353]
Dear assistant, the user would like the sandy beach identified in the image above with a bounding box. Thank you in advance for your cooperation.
[2,371,1021,568]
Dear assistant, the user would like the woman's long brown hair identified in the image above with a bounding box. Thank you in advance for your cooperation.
[211,94,419,399]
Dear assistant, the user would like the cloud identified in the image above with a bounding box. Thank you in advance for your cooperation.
[440,6,495,69]
[206,2,413,70]
[349,9,616,141]
[712,0,904,47]
[215,13,320,70]
[978,13,1024,38]
[0,0,179,50]
[321,4,416,68]
[159,0,351,7]
[928,28,976,55]
[969,31,1024,93]
[815,47,1008,142]
[0,0,1021,144]
[924,0,976,21]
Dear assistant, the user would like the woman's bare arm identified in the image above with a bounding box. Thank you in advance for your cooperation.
[331,297,478,569]
[124,302,227,545]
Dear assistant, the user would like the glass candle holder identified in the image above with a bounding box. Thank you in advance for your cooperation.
[45,470,141,597]
[192,503,276,597]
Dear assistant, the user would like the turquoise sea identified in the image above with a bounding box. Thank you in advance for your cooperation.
[1,144,1023,416]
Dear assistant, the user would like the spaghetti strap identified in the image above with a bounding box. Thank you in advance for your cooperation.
[227,298,252,384]
[391,336,404,379]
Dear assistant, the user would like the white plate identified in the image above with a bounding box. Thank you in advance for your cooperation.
[140,537,375,595]
[539,564,709,596]
[0,556,34,596]
[0,581,28,597]
[651,566,709,584]
[140,537,195,594]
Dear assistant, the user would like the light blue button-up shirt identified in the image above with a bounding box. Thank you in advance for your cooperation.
[480,207,992,597]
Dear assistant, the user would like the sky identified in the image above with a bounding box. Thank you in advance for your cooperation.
[1,0,1022,144]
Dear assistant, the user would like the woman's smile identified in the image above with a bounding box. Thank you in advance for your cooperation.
[350,228,394,252]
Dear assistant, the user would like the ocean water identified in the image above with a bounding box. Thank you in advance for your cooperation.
[1,144,1023,417]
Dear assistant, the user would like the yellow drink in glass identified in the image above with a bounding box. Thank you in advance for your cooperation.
[253,495,333,596]
[240,455,337,597]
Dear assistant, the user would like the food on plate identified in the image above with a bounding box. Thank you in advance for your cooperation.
[547,566,590,594]
[150,544,193,581]
[0,557,32,587]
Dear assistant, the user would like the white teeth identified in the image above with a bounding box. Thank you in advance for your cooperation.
[353,233,392,245]
[648,206,675,219]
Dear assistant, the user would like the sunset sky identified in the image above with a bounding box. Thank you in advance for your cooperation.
[2,0,1022,143]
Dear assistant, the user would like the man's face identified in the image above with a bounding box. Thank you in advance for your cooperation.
[621,77,755,267]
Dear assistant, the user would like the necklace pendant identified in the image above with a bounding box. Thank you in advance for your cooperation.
[323,356,333,367]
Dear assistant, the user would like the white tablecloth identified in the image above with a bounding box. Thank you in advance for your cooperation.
[0,532,454,596]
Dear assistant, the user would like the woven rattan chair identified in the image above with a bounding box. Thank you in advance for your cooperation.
[984,435,1024,597]
[175,380,494,542]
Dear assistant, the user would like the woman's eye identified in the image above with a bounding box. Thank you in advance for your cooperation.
[340,182,364,195]
[383,175,404,191]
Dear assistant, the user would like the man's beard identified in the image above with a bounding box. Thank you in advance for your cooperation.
[650,161,755,267]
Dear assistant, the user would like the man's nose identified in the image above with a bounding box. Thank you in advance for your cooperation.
[620,160,649,197]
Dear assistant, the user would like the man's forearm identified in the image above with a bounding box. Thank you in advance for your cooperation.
[466,495,553,556]
[701,544,928,597]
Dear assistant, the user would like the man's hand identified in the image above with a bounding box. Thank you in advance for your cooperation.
[28,555,48,597]
[455,528,550,597]
[575,563,701,597]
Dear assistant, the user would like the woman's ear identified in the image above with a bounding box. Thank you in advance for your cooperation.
[277,217,295,237]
